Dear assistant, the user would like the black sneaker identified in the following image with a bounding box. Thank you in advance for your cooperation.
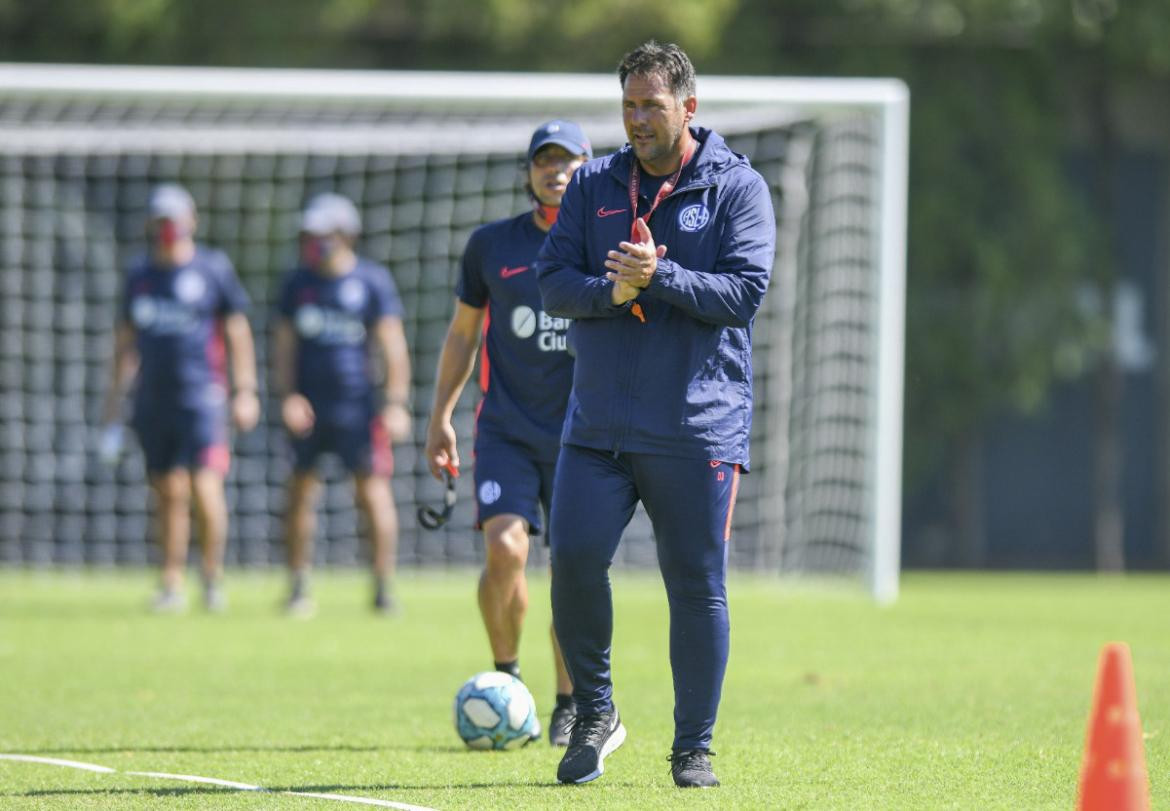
[556,708,626,784]
[549,700,577,747]
[669,749,719,788]
[372,581,399,616]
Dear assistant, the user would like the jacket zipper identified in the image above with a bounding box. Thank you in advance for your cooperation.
[606,164,716,456]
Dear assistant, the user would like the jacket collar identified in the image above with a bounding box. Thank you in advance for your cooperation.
[608,127,739,192]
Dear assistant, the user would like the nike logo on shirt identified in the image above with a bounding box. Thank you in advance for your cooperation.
[500,265,530,278]
[596,206,628,218]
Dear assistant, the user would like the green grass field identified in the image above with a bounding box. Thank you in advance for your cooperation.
[1,569,1166,809]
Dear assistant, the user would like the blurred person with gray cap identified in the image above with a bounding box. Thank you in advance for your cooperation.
[424,120,592,746]
[273,192,412,616]
[101,182,261,614]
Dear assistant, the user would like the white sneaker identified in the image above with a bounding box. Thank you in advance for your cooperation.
[285,594,317,619]
[151,588,188,614]
[204,583,227,613]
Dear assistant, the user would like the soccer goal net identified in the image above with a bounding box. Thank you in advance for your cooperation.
[0,65,906,600]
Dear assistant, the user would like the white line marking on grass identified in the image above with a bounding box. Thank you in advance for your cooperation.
[125,771,265,790]
[1,753,439,810]
[0,754,116,773]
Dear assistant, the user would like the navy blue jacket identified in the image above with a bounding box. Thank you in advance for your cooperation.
[536,127,775,469]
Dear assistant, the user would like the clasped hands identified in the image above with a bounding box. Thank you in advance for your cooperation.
[607,218,667,306]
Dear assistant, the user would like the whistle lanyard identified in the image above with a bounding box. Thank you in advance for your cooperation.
[627,140,696,242]
[624,140,695,324]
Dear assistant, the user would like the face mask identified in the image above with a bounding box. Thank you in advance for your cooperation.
[303,235,336,267]
[153,219,190,248]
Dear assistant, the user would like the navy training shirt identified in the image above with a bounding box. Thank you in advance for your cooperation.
[457,212,573,462]
[122,245,250,412]
[277,257,404,415]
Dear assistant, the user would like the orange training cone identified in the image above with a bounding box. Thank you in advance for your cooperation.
[1076,642,1150,810]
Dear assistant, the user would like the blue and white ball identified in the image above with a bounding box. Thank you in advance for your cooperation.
[453,671,540,750]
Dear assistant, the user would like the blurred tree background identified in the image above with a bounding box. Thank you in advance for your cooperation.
[3,0,1169,569]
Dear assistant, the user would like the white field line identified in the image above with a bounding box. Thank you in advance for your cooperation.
[1,754,439,810]
[0,754,116,773]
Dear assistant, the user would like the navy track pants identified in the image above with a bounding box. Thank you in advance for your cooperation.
[549,443,740,751]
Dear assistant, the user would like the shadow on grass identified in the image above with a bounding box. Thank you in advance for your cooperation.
[1,603,306,621]
[271,782,579,792]
[3,787,247,799]
[18,744,464,755]
[2,779,591,799]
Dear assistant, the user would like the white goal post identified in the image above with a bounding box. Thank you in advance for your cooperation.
[0,64,907,602]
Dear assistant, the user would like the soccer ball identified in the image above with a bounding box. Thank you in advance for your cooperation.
[453,671,541,750]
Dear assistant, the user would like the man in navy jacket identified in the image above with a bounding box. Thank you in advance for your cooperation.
[536,41,776,788]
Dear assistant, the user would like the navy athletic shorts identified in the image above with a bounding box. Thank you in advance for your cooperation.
[291,412,393,476]
[133,405,230,475]
[473,432,556,541]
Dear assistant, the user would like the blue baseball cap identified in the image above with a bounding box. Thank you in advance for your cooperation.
[301,192,362,236]
[527,120,592,162]
[148,184,196,220]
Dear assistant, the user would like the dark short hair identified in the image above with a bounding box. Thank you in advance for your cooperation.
[617,40,696,100]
